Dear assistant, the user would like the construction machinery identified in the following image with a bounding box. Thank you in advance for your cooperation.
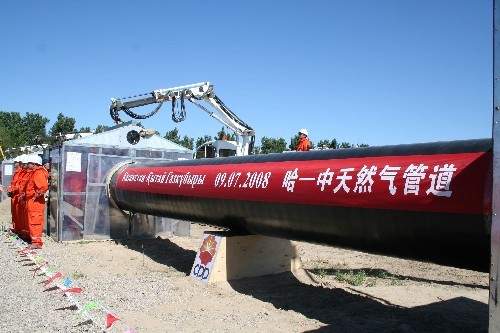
[110,82,255,158]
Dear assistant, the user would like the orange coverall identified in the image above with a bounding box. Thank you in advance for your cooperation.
[25,166,49,248]
[6,167,22,235]
[296,137,311,151]
[18,169,31,240]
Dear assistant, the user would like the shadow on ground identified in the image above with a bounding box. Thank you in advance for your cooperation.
[118,237,196,274]
[115,237,488,332]
[229,272,487,333]
[308,267,489,290]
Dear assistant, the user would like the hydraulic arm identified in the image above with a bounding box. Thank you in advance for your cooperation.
[110,82,255,156]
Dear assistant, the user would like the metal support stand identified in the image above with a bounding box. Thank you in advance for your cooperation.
[490,1,500,331]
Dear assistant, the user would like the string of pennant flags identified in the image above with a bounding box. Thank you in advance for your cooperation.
[1,227,138,333]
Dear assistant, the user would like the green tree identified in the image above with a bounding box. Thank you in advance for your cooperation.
[49,113,76,135]
[289,134,300,151]
[0,111,49,150]
[359,143,369,147]
[0,124,11,160]
[164,127,181,144]
[260,136,287,154]
[79,126,92,133]
[196,135,213,149]
[0,112,21,149]
[164,128,194,149]
[180,135,194,150]
[94,125,109,134]
[215,127,236,141]
[22,112,49,148]
[317,138,339,149]
[317,140,329,149]
[340,142,351,148]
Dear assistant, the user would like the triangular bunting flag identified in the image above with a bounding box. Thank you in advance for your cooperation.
[64,277,72,288]
[60,287,83,294]
[44,272,62,287]
[32,261,48,279]
[105,313,120,329]
[78,301,100,317]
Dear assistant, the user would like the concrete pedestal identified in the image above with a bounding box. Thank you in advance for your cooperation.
[191,231,303,283]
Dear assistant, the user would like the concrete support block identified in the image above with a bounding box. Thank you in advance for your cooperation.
[191,231,303,283]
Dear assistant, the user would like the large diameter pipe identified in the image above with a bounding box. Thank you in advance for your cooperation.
[108,138,492,272]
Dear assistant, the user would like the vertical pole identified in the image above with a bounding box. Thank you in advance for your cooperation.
[56,145,63,242]
[491,1,500,331]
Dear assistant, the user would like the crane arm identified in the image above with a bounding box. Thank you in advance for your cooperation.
[110,82,255,155]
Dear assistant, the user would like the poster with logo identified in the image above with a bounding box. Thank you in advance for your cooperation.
[190,233,222,283]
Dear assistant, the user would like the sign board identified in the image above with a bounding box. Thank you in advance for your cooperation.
[4,165,12,176]
[65,152,82,172]
[190,233,222,283]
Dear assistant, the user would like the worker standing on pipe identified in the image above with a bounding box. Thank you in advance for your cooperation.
[6,155,24,235]
[296,129,312,151]
[24,155,48,249]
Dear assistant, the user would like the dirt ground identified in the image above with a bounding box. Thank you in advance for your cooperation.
[54,223,489,333]
[1,196,490,332]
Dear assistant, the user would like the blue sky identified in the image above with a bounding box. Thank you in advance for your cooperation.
[0,1,492,148]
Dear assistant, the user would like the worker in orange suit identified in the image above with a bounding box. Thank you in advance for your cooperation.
[18,155,32,241]
[25,155,48,249]
[6,155,24,235]
[296,128,312,151]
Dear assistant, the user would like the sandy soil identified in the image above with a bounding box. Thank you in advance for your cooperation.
[0,198,490,332]
[54,226,489,332]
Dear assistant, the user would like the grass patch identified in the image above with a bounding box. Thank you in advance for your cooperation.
[316,268,327,278]
[334,270,366,286]
[309,265,406,287]
[306,259,329,268]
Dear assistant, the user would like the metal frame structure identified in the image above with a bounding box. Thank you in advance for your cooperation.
[491,1,500,331]
[47,121,193,242]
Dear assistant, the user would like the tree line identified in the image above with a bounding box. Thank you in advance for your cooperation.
[165,127,368,153]
[0,111,367,158]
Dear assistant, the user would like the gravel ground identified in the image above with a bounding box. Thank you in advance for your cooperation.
[0,235,105,333]
[0,198,490,333]
[0,199,320,333]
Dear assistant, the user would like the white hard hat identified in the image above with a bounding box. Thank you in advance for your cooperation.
[14,155,23,163]
[299,128,308,136]
[20,155,29,164]
[25,155,42,165]
[25,155,35,164]
[35,155,43,165]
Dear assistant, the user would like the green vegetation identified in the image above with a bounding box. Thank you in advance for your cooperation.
[308,262,406,287]
[334,270,367,286]
[0,109,369,160]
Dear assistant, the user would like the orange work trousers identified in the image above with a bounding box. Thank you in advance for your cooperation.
[26,198,45,248]
[10,196,19,234]
[18,199,30,241]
